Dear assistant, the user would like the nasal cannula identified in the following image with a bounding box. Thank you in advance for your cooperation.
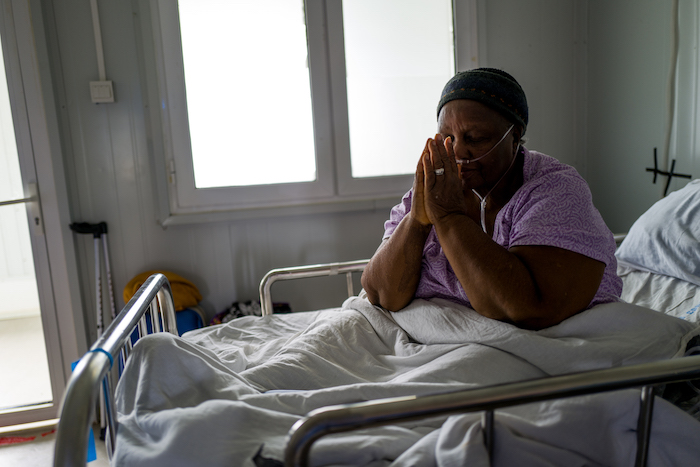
[447,123,518,234]
[455,124,514,165]
[471,144,519,234]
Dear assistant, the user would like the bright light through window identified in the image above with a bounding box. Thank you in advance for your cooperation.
[343,0,455,178]
[178,0,316,188]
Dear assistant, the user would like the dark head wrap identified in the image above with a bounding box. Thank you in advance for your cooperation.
[437,68,528,131]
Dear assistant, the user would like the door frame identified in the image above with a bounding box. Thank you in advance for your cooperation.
[0,0,87,427]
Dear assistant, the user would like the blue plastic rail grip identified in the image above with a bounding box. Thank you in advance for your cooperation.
[89,348,114,370]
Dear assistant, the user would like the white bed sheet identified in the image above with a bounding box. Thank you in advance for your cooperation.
[113,296,700,466]
[618,262,700,322]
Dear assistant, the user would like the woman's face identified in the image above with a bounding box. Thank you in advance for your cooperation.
[437,99,520,192]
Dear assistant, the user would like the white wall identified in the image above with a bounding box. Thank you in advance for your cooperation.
[37,0,688,343]
[477,0,588,171]
[586,0,677,233]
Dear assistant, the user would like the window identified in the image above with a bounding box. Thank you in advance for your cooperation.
[149,0,459,220]
[177,0,316,189]
[342,0,455,179]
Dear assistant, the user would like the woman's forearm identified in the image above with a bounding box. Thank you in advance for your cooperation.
[433,213,527,320]
[361,214,431,311]
[433,213,604,329]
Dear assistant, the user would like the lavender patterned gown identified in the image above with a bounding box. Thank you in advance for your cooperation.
[383,148,623,309]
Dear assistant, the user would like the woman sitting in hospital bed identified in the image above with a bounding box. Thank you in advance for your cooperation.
[110,70,700,465]
[362,68,622,330]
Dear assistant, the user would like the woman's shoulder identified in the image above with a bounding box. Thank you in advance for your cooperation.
[520,149,591,199]
[501,148,599,229]
[503,149,614,259]
[523,149,585,183]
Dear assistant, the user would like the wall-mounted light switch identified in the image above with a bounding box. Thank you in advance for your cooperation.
[90,80,115,103]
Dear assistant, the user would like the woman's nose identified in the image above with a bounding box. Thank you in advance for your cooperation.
[450,138,469,160]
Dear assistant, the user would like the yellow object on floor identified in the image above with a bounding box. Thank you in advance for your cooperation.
[123,271,202,311]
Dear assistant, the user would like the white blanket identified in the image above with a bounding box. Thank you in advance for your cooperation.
[113,297,700,466]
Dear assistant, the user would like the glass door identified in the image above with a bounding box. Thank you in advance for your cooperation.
[0,28,53,418]
[0,204,53,412]
[0,0,75,426]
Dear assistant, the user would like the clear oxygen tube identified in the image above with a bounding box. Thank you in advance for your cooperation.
[457,124,519,234]
[456,124,514,165]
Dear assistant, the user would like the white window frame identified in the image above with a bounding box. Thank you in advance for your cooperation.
[147,0,478,224]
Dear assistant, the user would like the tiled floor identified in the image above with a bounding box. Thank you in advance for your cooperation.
[0,424,109,466]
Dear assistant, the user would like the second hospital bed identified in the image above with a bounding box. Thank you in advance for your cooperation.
[54,180,700,466]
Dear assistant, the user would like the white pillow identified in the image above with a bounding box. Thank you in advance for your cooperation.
[616,179,700,286]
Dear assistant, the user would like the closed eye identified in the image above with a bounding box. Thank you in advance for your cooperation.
[464,134,488,144]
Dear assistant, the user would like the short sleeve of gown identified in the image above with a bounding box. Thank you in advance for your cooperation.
[383,190,413,240]
[498,169,612,266]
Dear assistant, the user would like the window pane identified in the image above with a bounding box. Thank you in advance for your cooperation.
[343,0,455,178]
[178,0,316,188]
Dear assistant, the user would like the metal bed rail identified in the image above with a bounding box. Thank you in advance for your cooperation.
[286,353,700,467]
[259,259,369,316]
[53,273,178,467]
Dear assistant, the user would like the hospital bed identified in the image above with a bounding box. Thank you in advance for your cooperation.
[53,180,700,467]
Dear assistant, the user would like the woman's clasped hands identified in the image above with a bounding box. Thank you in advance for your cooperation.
[411,134,468,227]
